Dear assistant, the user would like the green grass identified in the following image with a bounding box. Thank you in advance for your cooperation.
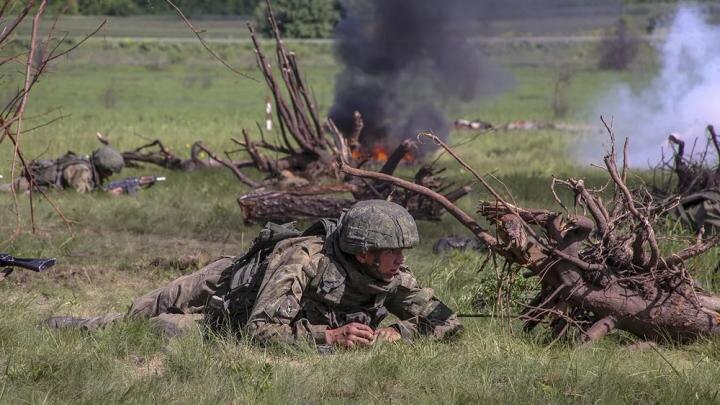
[2,21,720,404]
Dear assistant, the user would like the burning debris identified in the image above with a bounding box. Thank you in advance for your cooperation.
[201,1,470,223]
[340,124,720,346]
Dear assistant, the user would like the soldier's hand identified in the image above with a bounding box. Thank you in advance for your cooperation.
[107,187,124,196]
[325,322,375,347]
[374,327,401,343]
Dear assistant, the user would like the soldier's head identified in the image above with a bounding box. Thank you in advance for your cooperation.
[91,146,124,178]
[338,200,419,281]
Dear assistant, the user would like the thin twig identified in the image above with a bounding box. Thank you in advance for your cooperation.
[164,0,256,82]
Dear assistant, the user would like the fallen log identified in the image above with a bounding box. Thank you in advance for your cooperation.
[237,185,357,223]
[339,123,720,345]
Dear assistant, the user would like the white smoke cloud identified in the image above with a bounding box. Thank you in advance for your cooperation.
[583,6,720,167]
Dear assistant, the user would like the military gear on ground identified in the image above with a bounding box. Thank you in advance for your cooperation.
[338,200,419,255]
[1,148,127,193]
[27,152,95,190]
[1,152,99,193]
[672,189,720,234]
[44,203,462,346]
[91,146,125,174]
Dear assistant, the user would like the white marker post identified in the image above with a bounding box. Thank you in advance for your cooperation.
[265,96,273,132]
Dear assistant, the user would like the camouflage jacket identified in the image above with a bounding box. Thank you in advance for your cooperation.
[245,235,463,346]
[20,152,98,193]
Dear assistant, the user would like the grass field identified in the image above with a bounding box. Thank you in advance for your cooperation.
[2,14,720,404]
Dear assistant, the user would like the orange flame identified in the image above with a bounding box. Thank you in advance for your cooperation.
[372,145,389,162]
[350,143,415,163]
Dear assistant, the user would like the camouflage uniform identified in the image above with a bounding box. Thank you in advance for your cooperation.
[245,233,461,344]
[46,201,463,345]
[0,146,124,193]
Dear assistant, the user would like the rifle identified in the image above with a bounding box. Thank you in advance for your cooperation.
[0,253,56,281]
[104,175,166,195]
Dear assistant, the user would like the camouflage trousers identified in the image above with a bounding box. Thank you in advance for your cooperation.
[76,257,233,334]
[0,178,31,193]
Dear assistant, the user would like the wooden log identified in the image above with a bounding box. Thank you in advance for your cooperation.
[237,189,355,224]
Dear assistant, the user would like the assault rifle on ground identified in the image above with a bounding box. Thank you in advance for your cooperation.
[0,253,56,281]
[104,175,166,195]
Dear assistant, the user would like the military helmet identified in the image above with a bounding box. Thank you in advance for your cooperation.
[91,146,124,173]
[339,200,419,255]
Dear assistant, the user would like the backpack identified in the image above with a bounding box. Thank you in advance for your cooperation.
[22,152,92,189]
[23,159,59,188]
[205,219,337,330]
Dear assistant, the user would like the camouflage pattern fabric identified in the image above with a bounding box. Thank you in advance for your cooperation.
[91,146,124,174]
[44,205,462,346]
[339,200,420,254]
[0,153,97,193]
[245,232,463,345]
[65,257,233,330]
[57,234,462,345]
[61,163,94,193]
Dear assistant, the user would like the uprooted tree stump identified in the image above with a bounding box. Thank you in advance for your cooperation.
[340,123,720,345]
[658,125,720,196]
[234,139,471,224]
[201,0,470,223]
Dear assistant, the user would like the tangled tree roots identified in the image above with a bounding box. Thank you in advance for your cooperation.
[340,122,720,345]
[200,0,471,222]
[657,125,720,196]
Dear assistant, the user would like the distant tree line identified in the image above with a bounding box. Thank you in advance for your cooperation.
[50,0,262,17]
[45,0,341,38]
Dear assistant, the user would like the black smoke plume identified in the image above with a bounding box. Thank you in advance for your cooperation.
[329,0,512,155]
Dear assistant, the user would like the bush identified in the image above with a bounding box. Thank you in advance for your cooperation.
[597,16,641,71]
[78,0,141,16]
[61,0,260,16]
[254,0,340,38]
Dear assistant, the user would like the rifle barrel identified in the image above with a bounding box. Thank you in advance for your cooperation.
[0,254,56,272]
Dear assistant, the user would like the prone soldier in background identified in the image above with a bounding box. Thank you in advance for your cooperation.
[45,200,464,349]
[0,146,125,194]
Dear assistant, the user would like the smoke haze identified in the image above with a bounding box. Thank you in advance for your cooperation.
[328,0,513,154]
[585,6,720,167]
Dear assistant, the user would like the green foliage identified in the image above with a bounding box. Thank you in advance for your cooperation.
[54,0,261,16]
[145,0,261,15]
[254,0,341,38]
[77,0,141,16]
